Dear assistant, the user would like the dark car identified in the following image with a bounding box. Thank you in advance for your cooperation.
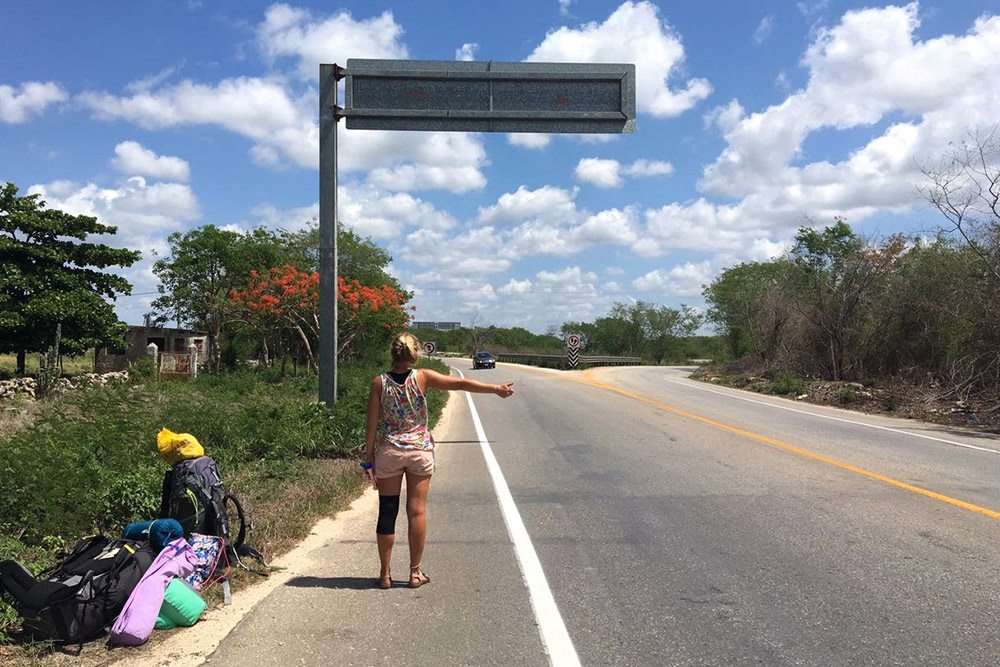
[473,351,496,369]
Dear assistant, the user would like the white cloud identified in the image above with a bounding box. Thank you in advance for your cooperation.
[256,4,408,80]
[455,43,478,61]
[27,177,202,314]
[499,278,532,294]
[682,2,1000,256]
[79,77,315,168]
[245,185,458,239]
[797,0,830,17]
[79,76,488,184]
[27,177,198,241]
[623,159,674,177]
[575,158,622,188]
[573,207,638,244]
[367,164,486,194]
[78,6,486,186]
[111,141,191,182]
[0,81,67,123]
[340,187,458,237]
[703,99,745,133]
[477,185,580,227]
[559,0,574,18]
[495,265,608,327]
[508,133,552,149]
[125,63,184,93]
[244,202,319,231]
[527,1,711,117]
[575,157,673,186]
[537,266,598,285]
[702,5,1000,206]
[633,261,713,297]
[754,15,775,44]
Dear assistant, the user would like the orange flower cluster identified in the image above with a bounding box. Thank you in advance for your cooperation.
[338,277,405,314]
[231,266,411,357]
[231,266,318,316]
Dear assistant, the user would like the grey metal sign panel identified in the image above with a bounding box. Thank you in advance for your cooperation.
[342,59,635,134]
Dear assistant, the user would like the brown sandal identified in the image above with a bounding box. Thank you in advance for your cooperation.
[409,565,430,588]
[376,574,392,590]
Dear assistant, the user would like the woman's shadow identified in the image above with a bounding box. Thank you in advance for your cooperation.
[286,575,401,590]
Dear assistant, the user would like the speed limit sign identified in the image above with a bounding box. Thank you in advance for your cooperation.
[422,341,437,355]
[567,334,581,351]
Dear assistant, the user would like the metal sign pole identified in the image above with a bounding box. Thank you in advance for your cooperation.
[319,58,635,404]
[319,64,338,406]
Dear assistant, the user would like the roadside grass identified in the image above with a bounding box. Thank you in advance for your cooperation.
[0,355,451,659]
[691,363,996,432]
[0,351,95,378]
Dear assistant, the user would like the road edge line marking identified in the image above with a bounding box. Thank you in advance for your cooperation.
[454,367,581,667]
[581,369,1000,522]
[658,374,1000,455]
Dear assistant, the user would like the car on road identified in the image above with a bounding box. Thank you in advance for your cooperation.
[472,351,496,369]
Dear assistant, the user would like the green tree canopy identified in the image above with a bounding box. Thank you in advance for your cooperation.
[703,259,798,360]
[152,225,286,369]
[0,182,139,374]
[280,223,401,290]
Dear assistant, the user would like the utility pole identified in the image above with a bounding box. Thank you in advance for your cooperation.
[318,63,340,406]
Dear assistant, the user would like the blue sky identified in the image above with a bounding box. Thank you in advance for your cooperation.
[2,1,999,332]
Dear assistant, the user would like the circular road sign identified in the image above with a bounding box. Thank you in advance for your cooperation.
[567,334,581,351]
[422,341,437,356]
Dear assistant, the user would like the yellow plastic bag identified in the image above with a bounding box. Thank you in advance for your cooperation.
[157,428,204,465]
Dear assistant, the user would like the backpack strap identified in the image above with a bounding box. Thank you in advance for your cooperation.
[159,468,173,519]
[222,493,245,552]
[222,494,268,569]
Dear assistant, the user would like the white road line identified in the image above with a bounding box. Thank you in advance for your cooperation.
[661,375,1000,456]
[453,367,581,667]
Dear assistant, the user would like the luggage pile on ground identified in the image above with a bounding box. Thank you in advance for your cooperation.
[0,428,265,648]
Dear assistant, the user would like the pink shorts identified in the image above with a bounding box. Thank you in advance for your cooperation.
[374,445,435,478]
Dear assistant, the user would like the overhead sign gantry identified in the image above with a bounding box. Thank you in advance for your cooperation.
[319,59,636,405]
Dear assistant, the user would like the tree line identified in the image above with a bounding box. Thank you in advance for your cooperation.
[703,132,1000,407]
[152,223,410,373]
[0,180,410,377]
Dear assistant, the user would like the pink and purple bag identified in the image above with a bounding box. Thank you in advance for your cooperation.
[109,538,197,646]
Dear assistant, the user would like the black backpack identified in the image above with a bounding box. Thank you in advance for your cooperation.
[159,456,264,569]
[0,535,155,645]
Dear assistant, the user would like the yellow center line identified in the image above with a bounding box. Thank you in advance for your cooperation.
[558,368,1000,522]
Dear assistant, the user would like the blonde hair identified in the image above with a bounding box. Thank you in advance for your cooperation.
[391,332,420,365]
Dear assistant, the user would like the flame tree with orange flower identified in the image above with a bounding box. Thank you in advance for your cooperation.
[231,265,412,372]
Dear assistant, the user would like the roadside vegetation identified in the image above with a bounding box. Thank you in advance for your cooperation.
[698,134,1000,432]
[0,181,449,657]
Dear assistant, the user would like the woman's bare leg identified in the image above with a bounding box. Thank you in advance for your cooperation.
[405,472,432,580]
[377,474,403,581]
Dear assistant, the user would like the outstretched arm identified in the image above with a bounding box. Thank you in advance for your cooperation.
[421,369,514,398]
[364,376,381,464]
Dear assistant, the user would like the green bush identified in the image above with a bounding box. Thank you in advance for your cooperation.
[128,356,157,380]
[0,354,456,642]
[837,386,857,403]
[0,363,382,548]
[768,370,806,396]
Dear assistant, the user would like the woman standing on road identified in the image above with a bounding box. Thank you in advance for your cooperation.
[364,332,514,589]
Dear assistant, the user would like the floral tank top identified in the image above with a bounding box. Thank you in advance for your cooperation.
[378,370,433,450]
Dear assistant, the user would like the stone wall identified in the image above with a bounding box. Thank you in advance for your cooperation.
[0,371,130,400]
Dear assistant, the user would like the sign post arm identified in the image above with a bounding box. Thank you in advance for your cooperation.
[319,63,338,406]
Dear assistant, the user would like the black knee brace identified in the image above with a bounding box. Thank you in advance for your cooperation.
[376,494,400,535]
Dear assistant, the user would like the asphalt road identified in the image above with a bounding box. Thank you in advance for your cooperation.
[207,362,1000,666]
